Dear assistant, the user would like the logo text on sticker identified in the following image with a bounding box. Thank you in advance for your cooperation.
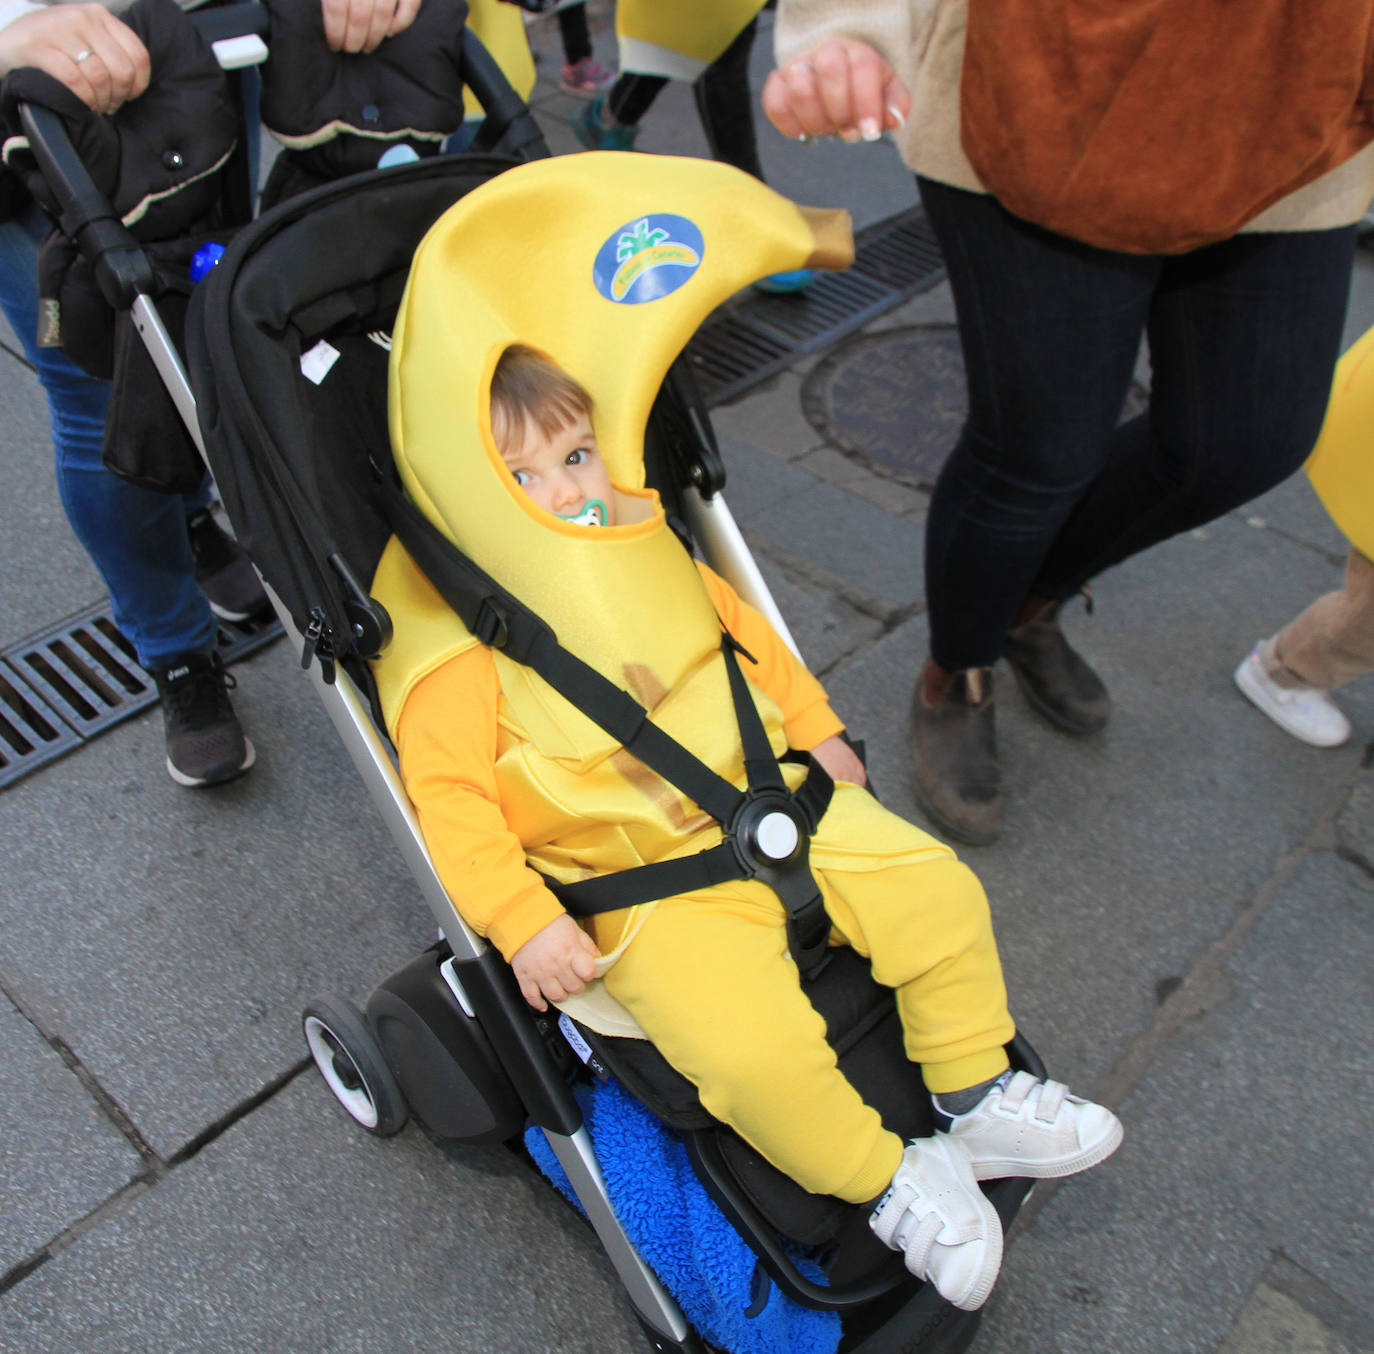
[593,214,704,305]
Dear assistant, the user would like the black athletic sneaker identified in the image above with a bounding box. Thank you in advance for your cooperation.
[151,650,255,787]
[186,508,269,622]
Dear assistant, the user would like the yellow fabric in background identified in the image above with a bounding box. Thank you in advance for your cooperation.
[1306,324,1374,561]
[615,0,766,80]
[462,0,535,119]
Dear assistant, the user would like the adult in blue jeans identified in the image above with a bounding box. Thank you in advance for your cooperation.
[763,0,1374,843]
[0,0,420,786]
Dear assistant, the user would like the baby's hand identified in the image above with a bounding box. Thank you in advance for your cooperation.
[808,733,868,788]
[510,914,601,1012]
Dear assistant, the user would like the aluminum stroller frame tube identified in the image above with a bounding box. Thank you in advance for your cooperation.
[130,294,207,457]
[681,486,803,659]
[277,580,486,963]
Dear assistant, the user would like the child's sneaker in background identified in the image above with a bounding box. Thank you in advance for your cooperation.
[572,95,638,151]
[561,56,615,95]
[754,268,814,294]
[1234,640,1351,747]
[939,1071,1122,1180]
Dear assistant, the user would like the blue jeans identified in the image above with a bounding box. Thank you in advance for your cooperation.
[0,202,216,669]
[916,177,1356,672]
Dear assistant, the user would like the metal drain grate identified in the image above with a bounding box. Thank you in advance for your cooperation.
[688,206,946,407]
[0,601,282,790]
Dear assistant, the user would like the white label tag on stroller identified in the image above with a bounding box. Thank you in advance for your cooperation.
[300,340,341,385]
[558,1012,595,1064]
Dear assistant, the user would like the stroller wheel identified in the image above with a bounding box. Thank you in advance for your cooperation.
[303,995,409,1136]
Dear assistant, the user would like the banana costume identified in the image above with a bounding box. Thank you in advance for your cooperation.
[373,154,1014,1201]
[462,0,536,122]
[1305,323,1374,560]
[615,0,766,81]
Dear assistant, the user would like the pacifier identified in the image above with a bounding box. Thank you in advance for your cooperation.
[560,500,608,528]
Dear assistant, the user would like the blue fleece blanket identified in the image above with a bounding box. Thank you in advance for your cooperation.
[525,1076,841,1354]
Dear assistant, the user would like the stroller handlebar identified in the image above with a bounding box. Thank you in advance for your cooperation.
[16,102,155,309]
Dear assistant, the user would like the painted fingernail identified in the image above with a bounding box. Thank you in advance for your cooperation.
[886,103,907,129]
[859,117,881,142]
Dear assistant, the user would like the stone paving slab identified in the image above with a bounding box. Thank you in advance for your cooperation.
[0,994,143,1277]
[718,432,925,610]
[749,552,884,678]
[973,848,1374,1354]
[1219,1280,1367,1354]
[0,644,436,1162]
[1338,778,1374,872]
[0,1075,643,1354]
[819,494,1374,1087]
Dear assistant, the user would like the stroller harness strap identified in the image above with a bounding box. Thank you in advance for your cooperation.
[378,477,836,976]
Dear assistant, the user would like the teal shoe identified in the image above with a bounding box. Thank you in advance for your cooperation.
[572,95,639,151]
[754,268,815,294]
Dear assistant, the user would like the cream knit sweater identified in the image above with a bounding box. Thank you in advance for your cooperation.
[773,0,1374,235]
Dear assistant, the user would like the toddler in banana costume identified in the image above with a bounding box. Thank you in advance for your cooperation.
[389,344,1123,1311]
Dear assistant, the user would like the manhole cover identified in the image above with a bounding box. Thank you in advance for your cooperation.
[802,325,1148,488]
[802,326,967,487]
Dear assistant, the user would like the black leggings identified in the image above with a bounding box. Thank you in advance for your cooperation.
[916,176,1357,671]
[555,3,592,65]
[606,18,762,180]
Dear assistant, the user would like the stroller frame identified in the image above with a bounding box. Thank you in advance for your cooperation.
[17,15,1037,1351]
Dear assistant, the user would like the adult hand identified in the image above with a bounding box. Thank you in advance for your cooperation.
[0,4,150,115]
[762,37,910,145]
[808,732,868,788]
[510,913,602,1012]
[320,0,423,54]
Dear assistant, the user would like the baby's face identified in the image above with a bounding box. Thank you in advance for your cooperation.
[502,412,615,526]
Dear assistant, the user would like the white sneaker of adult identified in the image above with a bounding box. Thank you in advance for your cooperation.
[869,1135,1003,1311]
[1234,643,1352,747]
[942,1071,1123,1181]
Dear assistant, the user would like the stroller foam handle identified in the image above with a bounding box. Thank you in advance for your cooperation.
[16,103,155,309]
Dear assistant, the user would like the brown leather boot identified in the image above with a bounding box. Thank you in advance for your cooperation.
[910,661,1003,845]
[1003,599,1111,735]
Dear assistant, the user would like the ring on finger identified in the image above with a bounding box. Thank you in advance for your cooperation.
[73,48,94,63]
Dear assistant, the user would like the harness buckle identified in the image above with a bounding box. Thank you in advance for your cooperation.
[472,597,510,649]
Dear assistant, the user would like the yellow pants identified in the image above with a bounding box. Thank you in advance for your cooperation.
[596,855,1014,1205]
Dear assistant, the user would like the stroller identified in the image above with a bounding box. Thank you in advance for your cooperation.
[16,16,1044,1353]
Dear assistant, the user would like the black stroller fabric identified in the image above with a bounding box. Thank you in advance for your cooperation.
[187,156,517,691]
[257,0,469,210]
[0,0,240,492]
[0,0,237,248]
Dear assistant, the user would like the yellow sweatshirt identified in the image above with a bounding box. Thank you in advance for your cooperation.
[394,561,844,962]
